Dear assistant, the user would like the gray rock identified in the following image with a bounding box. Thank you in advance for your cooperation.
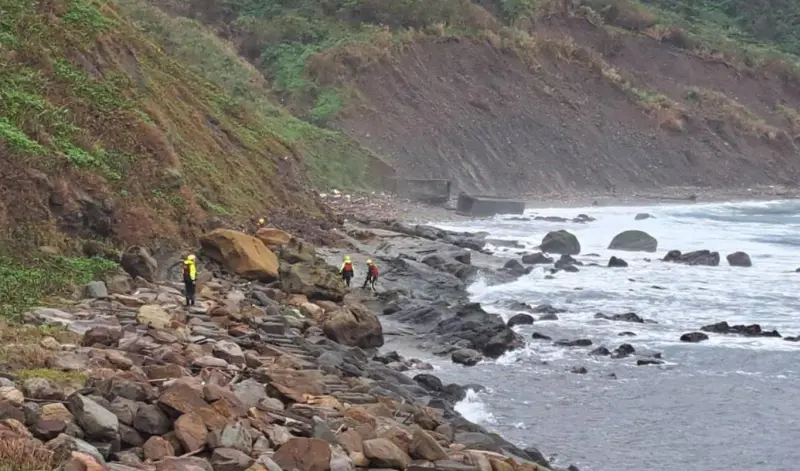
[608,230,658,253]
[211,447,255,471]
[233,379,268,409]
[109,397,139,425]
[451,349,482,367]
[132,403,171,435]
[68,394,119,440]
[726,251,752,267]
[213,340,245,366]
[312,416,339,445]
[121,246,158,282]
[23,378,64,401]
[540,230,581,255]
[45,433,105,464]
[86,281,109,299]
[210,422,253,455]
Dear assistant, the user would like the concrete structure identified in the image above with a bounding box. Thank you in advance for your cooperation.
[456,193,525,217]
[389,178,451,204]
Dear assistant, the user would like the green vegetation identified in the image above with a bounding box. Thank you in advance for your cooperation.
[0,254,117,318]
[14,368,88,387]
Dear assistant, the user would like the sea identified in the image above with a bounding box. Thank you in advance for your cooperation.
[387,199,800,471]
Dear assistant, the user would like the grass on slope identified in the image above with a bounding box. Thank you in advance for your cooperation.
[0,0,368,254]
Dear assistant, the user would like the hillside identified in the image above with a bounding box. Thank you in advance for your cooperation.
[143,0,800,195]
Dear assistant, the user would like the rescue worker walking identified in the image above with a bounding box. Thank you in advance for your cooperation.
[183,254,197,307]
[339,255,354,287]
[363,259,379,292]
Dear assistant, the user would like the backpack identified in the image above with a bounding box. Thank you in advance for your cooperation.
[368,264,379,278]
[342,262,353,273]
[183,264,192,280]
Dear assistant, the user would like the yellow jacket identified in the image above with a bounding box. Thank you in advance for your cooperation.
[184,260,197,280]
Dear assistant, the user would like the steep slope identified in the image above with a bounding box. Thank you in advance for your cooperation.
[138,0,800,197]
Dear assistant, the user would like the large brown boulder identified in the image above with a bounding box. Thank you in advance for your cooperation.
[272,437,331,471]
[256,228,292,247]
[200,229,279,281]
[321,303,384,349]
[280,261,347,302]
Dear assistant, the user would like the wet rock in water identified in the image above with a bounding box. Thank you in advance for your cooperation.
[726,251,752,267]
[574,214,595,223]
[634,213,652,220]
[121,246,158,282]
[608,230,658,253]
[663,250,720,266]
[555,339,592,347]
[680,332,709,343]
[535,216,568,223]
[611,343,635,358]
[595,312,645,323]
[435,303,524,358]
[637,358,663,366]
[533,304,566,315]
[521,252,554,265]
[502,259,528,277]
[590,346,610,356]
[507,313,534,328]
[618,331,637,337]
[570,366,588,374]
[784,336,800,342]
[531,332,552,340]
[700,321,780,338]
[322,304,384,349]
[413,374,443,392]
[555,254,581,269]
[607,256,628,268]
[451,348,483,366]
[540,230,581,255]
[538,313,559,321]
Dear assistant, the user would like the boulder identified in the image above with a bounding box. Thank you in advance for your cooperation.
[435,304,524,358]
[175,412,208,453]
[608,230,658,253]
[521,252,553,265]
[507,314,534,328]
[321,304,384,349]
[363,438,411,470]
[85,281,108,299]
[67,395,119,441]
[680,332,709,343]
[594,312,644,323]
[200,229,279,282]
[700,321,780,338]
[540,230,580,255]
[607,256,628,268]
[451,349,482,366]
[136,305,171,329]
[121,246,158,282]
[726,251,752,267]
[611,343,635,358]
[211,448,254,471]
[634,213,652,220]
[280,262,347,302]
[82,325,124,347]
[554,339,592,347]
[256,228,293,247]
[143,436,175,461]
[663,250,720,266]
[502,259,527,277]
[409,428,447,461]
[272,438,332,471]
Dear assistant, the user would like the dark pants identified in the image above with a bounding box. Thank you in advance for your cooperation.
[342,271,353,287]
[362,275,376,291]
[184,279,196,306]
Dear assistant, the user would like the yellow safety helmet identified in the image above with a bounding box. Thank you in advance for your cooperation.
[258,218,265,225]
[366,259,373,265]
[344,255,351,262]
[185,254,196,263]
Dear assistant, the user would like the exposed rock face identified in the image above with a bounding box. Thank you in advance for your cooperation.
[507,313,534,328]
[434,304,524,359]
[701,321,780,338]
[321,304,384,349]
[121,246,158,282]
[726,251,752,267]
[540,230,580,255]
[521,252,553,265]
[608,230,658,253]
[608,256,628,267]
[663,250,720,266]
[451,349,482,366]
[680,332,709,343]
[200,229,279,281]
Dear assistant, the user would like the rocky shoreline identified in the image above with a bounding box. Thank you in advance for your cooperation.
[2,223,575,471]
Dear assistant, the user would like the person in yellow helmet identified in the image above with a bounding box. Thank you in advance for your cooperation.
[183,254,197,307]
[339,255,354,287]
[257,217,266,228]
[362,259,379,292]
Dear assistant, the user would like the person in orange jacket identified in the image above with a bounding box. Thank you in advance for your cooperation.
[339,255,354,287]
[363,259,379,292]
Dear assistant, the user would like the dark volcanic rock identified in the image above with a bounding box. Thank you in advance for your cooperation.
[618,331,637,337]
[531,332,551,340]
[680,332,709,343]
[634,213,652,220]
[700,321,780,338]
[570,366,588,374]
[590,346,610,356]
[608,230,658,253]
[607,256,628,268]
[521,252,554,265]
[540,230,580,255]
[637,359,664,366]
[594,312,645,323]
[435,303,524,358]
[507,314,534,328]
[451,349,482,367]
[726,251,752,267]
[611,343,635,358]
[663,250,720,266]
[555,254,582,269]
[502,259,528,277]
[554,339,592,347]
[538,313,559,321]
[532,304,566,315]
